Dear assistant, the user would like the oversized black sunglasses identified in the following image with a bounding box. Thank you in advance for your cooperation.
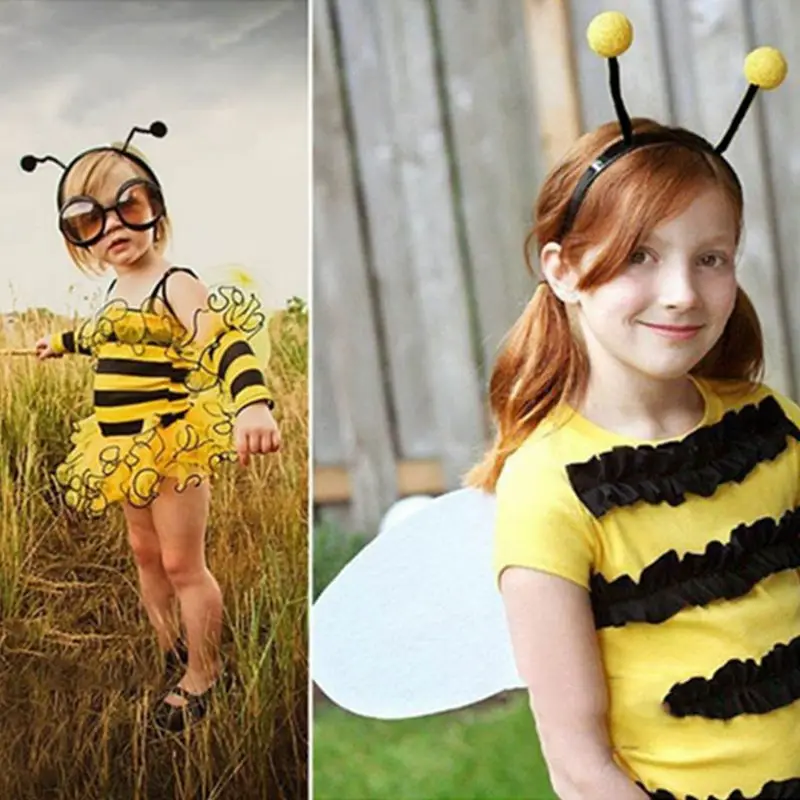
[58,177,165,248]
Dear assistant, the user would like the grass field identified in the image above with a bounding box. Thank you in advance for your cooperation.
[0,300,308,800]
[312,523,556,800]
[314,694,556,800]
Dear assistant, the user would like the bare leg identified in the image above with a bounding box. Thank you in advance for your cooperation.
[150,478,223,705]
[123,501,180,651]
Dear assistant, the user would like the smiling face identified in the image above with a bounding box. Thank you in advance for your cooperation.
[59,150,170,274]
[569,185,739,385]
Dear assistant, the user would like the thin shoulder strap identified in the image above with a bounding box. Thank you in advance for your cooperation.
[151,265,200,320]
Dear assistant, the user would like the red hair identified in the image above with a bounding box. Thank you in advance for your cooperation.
[468,118,763,491]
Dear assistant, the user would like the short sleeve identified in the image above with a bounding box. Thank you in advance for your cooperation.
[493,447,597,590]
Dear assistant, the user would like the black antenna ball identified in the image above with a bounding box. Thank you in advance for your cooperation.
[20,154,37,172]
[150,121,167,138]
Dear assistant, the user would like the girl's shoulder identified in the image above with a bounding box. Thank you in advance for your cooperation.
[696,376,800,427]
[498,410,600,508]
[155,265,204,293]
[153,265,208,323]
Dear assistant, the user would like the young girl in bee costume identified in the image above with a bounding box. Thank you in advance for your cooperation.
[25,121,281,732]
[313,12,800,799]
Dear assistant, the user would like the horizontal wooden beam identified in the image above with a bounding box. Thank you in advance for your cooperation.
[314,459,447,504]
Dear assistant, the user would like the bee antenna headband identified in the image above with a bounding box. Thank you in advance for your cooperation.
[122,120,167,151]
[18,120,169,208]
[557,12,788,241]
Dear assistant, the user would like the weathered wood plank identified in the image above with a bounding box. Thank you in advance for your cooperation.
[518,0,582,347]
[314,460,446,504]
[523,0,582,166]
[364,1,487,488]
[313,0,397,530]
[748,0,800,396]
[500,3,548,328]
[685,0,793,396]
[435,0,544,383]
[333,0,439,460]
[312,0,800,521]
[501,1,547,314]
[311,329,344,466]
[658,0,704,132]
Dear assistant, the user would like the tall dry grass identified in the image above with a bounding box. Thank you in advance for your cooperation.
[0,302,308,799]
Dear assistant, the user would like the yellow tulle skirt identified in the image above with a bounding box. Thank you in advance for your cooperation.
[55,394,238,517]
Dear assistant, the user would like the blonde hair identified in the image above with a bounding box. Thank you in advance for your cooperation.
[59,146,172,275]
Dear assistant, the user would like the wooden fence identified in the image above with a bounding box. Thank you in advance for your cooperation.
[313,0,800,533]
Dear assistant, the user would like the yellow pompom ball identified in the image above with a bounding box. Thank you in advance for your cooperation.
[744,46,788,90]
[587,11,633,59]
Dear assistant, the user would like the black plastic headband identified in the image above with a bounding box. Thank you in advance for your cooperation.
[556,131,742,241]
[18,120,168,210]
[557,12,787,242]
[55,146,162,210]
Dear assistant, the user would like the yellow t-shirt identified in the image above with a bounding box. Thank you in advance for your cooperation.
[494,377,800,799]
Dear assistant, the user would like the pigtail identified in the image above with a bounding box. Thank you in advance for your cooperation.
[693,286,763,384]
[466,277,587,492]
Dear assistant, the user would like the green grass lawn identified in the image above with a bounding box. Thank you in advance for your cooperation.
[313,692,556,800]
[313,522,557,800]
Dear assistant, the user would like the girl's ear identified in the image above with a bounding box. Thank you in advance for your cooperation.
[540,242,580,304]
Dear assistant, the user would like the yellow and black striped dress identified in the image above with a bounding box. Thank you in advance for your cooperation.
[494,377,800,799]
[51,266,274,517]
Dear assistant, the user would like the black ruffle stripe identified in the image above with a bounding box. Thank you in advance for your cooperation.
[641,778,800,800]
[591,507,800,629]
[566,396,800,518]
[664,635,800,720]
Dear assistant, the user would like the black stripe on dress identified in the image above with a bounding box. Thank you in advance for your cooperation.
[591,506,800,629]
[99,420,144,436]
[230,368,265,399]
[566,396,800,518]
[94,389,189,407]
[219,339,253,381]
[664,635,800,720]
[96,358,176,378]
[642,777,800,800]
[160,409,189,428]
[96,359,190,384]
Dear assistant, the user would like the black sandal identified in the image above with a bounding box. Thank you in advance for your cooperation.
[153,671,230,733]
[153,685,210,732]
[162,638,189,684]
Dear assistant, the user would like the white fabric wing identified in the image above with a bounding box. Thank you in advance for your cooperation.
[312,488,525,720]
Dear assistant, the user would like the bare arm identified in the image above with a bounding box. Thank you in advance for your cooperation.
[163,270,215,345]
[165,271,280,461]
[501,567,649,800]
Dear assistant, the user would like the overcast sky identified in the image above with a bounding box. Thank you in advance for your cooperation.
[0,0,307,315]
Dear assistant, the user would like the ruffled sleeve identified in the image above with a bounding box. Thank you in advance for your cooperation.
[179,285,275,415]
